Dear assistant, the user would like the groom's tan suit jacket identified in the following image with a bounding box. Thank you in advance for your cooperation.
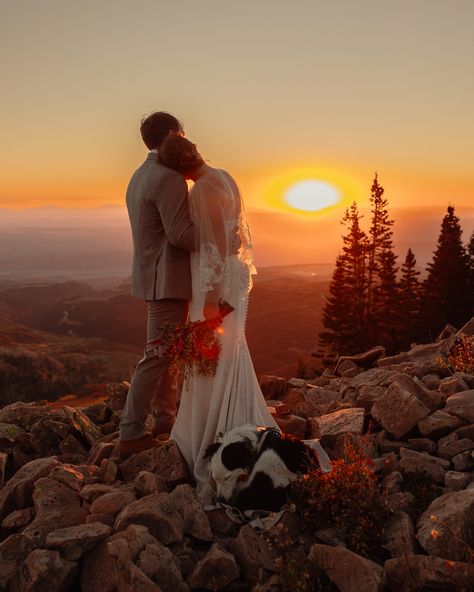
[126,152,195,301]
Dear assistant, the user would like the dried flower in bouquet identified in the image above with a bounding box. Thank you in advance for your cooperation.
[150,299,235,386]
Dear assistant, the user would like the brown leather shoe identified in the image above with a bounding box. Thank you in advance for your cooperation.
[155,432,170,442]
[118,434,161,460]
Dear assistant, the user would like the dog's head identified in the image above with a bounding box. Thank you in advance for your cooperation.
[203,426,260,503]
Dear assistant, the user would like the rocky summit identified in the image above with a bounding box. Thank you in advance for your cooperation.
[0,324,473,591]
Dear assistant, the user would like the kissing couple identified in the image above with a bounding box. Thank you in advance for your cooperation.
[118,111,278,503]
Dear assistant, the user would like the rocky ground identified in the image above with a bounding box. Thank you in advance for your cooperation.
[0,321,473,591]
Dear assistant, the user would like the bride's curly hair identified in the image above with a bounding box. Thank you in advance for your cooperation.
[158,135,205,176]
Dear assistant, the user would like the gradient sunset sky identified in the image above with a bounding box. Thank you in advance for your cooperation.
[1,0,473,214]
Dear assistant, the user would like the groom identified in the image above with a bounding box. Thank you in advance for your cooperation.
[119,111,195,457]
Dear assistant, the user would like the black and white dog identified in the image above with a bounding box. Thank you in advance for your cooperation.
[203,423,319,512]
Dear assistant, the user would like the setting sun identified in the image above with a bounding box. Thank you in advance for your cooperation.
[284,180,341,212]
[262,167,361,217]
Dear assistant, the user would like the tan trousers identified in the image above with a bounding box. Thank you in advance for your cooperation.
[119,298,188,441]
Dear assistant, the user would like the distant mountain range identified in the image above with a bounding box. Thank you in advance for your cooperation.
[1,205,472,282]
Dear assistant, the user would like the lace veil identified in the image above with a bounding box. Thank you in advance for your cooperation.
[189,169,256,300]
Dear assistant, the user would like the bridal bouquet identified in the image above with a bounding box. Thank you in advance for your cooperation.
[150,299,235,385]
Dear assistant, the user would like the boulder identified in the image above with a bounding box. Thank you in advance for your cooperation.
[398,448,449,484]
[439,374,470,397]
[81,524,158,592]
[118,438,191,484]
[86,442,116,466]
[12,549,78,592]
[186,543,240,591]
[228,524,279,581]
[0,533,37,589]
[385,554,474,591]
[377,340,448,367]
[258,375,287,399]
[308,543,385,592]
[438,437,474,460]
[22,476,88,545]
[50,464,85,491]
[0,451,8,488]
[417,489,474,561]
[136,542,188,592]
[383,511,417,558]
[308,408,365,446]
[45,522,112,560]
[134,470,167,497]
[0,422,25,441]
[445,471,472,491]
[281,387,306,409]
[406,438,437,455]
[273,414,307,439]
[445,389,474,423]
[114,484,211,545]
[371,383,430,439]
[418,410,463,439]
[306,386,342,405]
[2,506,35,529]
[355,386,385,412]
[349,367,392,388]
[63,405,102,447]
[89,490,136,516]
[0,456,60,522]
[452,450,474,472]
[0,401,52,429]
[334,346,385,373]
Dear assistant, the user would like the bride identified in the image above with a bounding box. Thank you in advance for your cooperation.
[158,135,279,502]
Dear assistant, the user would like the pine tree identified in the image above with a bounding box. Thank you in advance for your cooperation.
[397,248,422,349]
[320,203,369,355]
[468,230,474,310]
[420,206,472,338]
[366,174,398,348]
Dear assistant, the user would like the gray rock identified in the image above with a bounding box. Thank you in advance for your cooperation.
[445,471,473,491]
[89,490,136,516]
[438,437,474,460]
[22,476,88,545]
[385,554,474,591]
[308,543,385,591]
[417,489,474,561]
[187,543,240,591]
[45,522,112,560]
[452,450,474,472]
[349,367,391,388]
[118,438,191,484]
[0,533,36,589]
[12,549,78,592]
[258,375,287,399]
[134,470,168,497]
[2,506,35,529]
[0,451,7,488]
[0,456,60,522]
[418,410,464,439]
[50,464,85,491]
[137,542,189,592]
[0,401,52,429]
[383,511,417,558]
[398,448,449,484]
[273,413,307,439]
[306,386,342,405]
[439,374,470,397]
[308,408,365,446]
[445,389,474,423]
[371,383,430,439]
[228,524,279,581]
[355,385,385,412]
[407,438,437,455]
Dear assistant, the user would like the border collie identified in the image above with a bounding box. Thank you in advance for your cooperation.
[203,423,318,512]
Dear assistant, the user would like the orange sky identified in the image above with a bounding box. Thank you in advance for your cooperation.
[1,1,473,216]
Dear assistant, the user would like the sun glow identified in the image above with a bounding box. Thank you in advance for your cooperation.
[262,167,360,217]
[284,180,341,212]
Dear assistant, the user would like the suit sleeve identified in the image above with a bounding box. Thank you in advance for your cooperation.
[155,171,195,251]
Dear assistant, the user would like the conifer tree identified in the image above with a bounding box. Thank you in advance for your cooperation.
[468,230,474,309]
[397,248,422,349]
[421,206,472,338]
[320,203,369,354]
[366,174,398,347]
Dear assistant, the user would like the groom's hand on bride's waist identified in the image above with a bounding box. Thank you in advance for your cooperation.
[204,301,222,329]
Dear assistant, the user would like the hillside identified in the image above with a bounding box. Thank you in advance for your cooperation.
[0,266,330,404]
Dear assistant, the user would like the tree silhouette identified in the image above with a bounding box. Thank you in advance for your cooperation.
[397,248,422,349]
[366,174,398,348]
[320,203,369,354]
[421,206,472,338]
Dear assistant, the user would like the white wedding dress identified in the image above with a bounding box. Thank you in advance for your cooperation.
[170,168,278,501]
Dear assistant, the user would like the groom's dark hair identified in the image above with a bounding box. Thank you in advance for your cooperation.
[140,111,182,150]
